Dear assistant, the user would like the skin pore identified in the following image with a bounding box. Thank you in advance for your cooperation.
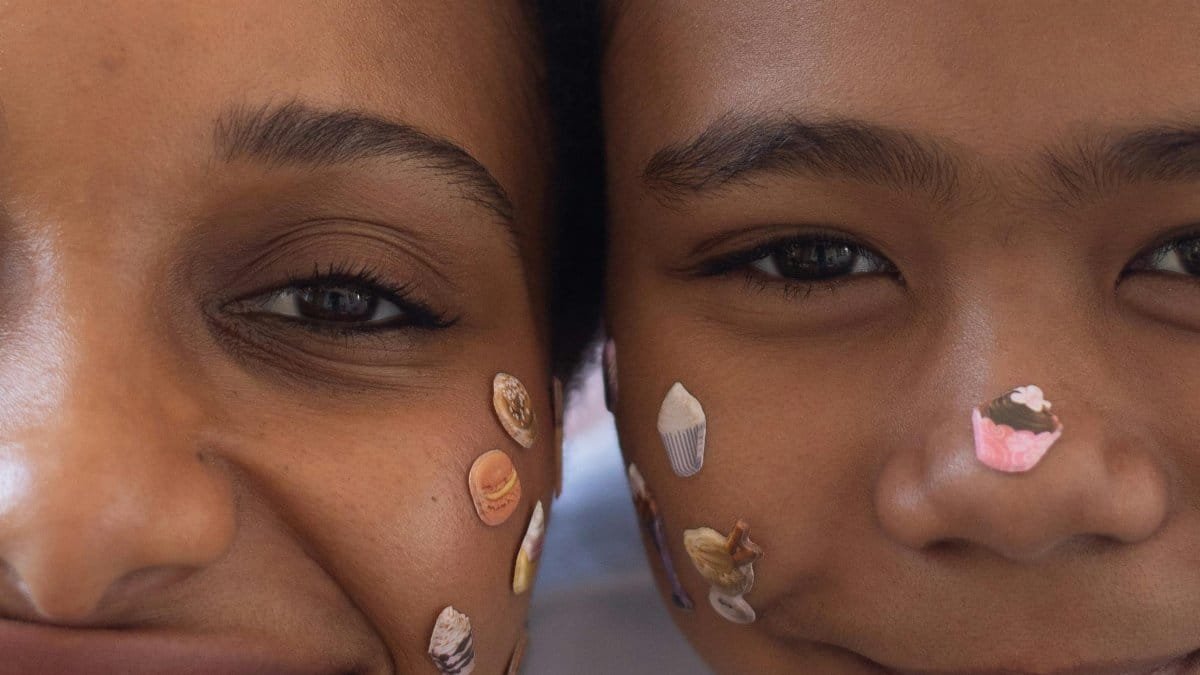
[0,2,551,673]
[604,2,1200,673]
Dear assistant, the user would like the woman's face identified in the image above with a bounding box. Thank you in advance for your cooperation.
[605,2,1200,673]
[0,2,551,672]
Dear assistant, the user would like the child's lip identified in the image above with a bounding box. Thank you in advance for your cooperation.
[873,647,1200,675]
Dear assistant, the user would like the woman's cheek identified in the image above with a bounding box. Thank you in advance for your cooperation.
[224,363,553,673]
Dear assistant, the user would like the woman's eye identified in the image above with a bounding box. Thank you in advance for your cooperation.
[253,284,404,326]
[747,240,894,281]
[1128,237,1200,276]
[225,269,456,333]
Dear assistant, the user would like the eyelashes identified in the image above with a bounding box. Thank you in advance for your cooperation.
[225,262,457,336]
[691,232,900,297]
[1125,234,1200,278]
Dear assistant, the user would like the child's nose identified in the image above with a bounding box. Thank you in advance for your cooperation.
[0,331,236,624]
[873,399,1170,562]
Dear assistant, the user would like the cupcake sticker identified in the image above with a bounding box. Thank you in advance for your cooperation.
[972,384,1063,473]
[683,520,763,624]
[628,464,694,610]
[657,382,706,477]
[428,606,476,675]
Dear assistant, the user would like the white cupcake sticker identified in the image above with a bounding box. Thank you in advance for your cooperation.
[657,382,706,477]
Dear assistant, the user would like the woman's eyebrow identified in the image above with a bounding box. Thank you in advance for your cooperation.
[213,101,516,225]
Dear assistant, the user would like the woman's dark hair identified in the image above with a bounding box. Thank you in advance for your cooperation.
[535,0,606,384]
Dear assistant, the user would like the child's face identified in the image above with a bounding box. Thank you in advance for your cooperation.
[0,1,550,672]
[605,2,1200,672]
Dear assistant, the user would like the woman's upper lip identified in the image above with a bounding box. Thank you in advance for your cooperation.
[0,619,345,675]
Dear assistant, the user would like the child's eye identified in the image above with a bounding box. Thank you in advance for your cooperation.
[1127,236,1200,276]
[696,233,898,285]
[748,239,894,281]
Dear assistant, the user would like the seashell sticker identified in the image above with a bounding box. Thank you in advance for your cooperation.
[494,372,537,448]
[469,449,522,526]
[628,464,694,610]
[657,382,706,477]
[708,587,756,624]
[512,501,546,594]
[505,631,528,675]
[972,384,1063,473]
[428,606,476,675]
[684,520,763,624]
[602,338,618,412]
[552,377,564,498]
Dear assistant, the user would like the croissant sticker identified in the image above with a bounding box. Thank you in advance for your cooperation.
[684,520,763,624]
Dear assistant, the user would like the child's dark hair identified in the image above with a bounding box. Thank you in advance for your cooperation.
[534,0,607,385]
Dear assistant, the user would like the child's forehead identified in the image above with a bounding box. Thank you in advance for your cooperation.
[602,1,1200,171]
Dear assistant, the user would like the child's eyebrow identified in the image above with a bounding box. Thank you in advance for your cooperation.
[640,112,963,205]
[640,111,1200,209]
[213,100,516,226]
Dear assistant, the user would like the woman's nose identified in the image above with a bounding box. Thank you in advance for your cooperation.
[0,332,236,624]
[874,396,1170,562]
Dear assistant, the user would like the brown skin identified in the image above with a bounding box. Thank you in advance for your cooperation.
[605,2,1200,673]
[0,2,551,673]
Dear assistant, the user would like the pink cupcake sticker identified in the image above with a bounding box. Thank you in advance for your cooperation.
[972,385,1063,473]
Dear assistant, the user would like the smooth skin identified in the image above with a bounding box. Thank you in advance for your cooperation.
[0,2,551,673]
[605,2,1200,673]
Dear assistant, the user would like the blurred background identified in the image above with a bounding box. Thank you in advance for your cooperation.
[524,359,711,674]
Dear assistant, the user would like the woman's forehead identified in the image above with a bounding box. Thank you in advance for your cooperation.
[0,0,547,242]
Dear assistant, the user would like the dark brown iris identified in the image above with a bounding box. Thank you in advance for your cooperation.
[296,285,377,322]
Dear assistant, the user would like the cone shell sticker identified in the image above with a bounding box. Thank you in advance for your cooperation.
[552,377,564,498]
[428,606,476,675]
[602,338,618,412]
[628,464,694,610]
[469,449,522,526]
[658,382,706,477]
[494,372,536,448]
[684,521,763,624]
[972,385,1063,473]
[506,631,528,675]
[512,501,546,594]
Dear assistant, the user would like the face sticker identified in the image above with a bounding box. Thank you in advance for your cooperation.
[657,382,706,477]
[505,631,528,675]
[627,464,695,610]
[493,372,536,448]
[684,521,763,624]
[972,384,1063,473]
[551,377,564,498]
[512,501,546,594]
[602,337,618,412]
[707,587,757,625]
[428,606,476,675]
[469,449,522,526]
